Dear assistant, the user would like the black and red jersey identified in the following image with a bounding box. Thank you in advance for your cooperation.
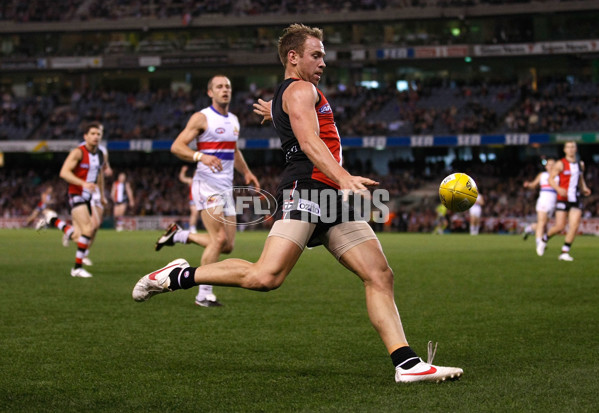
[272,78,342,190]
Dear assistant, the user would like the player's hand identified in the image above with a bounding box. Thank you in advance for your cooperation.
[582,187,591,196]
[101,198,108,207]
[83,182,97,192]
[338,175,379,201]
[556,187,567,197]
[181,165,188,173]
[244,172,260,191]
[253,99,272,124]
[200,154,223,173]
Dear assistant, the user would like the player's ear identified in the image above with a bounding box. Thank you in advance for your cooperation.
[288,49,299,65]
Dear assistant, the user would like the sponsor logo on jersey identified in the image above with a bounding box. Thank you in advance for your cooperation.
[283,198,321,217]
[215,127,226,134]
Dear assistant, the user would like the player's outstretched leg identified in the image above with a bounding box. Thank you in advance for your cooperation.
[132,258,190,302]
[155,223,181,251]
[395,342,463,383]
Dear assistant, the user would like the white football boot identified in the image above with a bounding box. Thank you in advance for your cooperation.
[558,252,574,261]
[395,342,463,383]
[132,258,189,302]
[71,267,93,278]
[35,209,58,232]
[536,240,547,256]
[155,223,181,251]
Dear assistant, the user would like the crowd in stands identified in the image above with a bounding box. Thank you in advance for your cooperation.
[2,0,572,23]
[2,157,598,234]
[2,77,599,141]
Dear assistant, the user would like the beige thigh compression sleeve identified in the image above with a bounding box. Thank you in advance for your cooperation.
[267,219,316,251]
[323,221,378,260]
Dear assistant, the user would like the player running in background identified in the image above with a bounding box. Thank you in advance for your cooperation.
[46,121,106,278]
[522,158,558,255]
[134,24,462,383]
[28,185,55,226]
[154,74,260,307]
[111,172,135,232]
[178,165,199,233]
[433,202,448,235]
[539,141,591,261]
[468,193,484,235]
[80,142,113,264]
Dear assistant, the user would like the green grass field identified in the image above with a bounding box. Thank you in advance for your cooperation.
[0,229,597,412]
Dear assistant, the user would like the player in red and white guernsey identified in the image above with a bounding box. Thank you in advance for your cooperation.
[134,24,462,384]
[154,74,259,307]
[58,122,106,278]
[74,142,113,264]
[111,172,135,232]
[539,141,591,261]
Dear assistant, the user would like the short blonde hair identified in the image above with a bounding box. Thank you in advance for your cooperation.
[277,23,323,67]
[207,74,230,91]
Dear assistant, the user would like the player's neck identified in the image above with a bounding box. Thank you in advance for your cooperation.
[211,103,229,116]
[85,143,97,153]
[565,154,576,162]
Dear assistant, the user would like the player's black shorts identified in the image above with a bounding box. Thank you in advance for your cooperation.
[556,199,583,212]
[69,194,92,214]
[274,179,363,247]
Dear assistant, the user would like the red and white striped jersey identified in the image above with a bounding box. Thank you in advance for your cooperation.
[68,143,104,197]
[557,158,582,202]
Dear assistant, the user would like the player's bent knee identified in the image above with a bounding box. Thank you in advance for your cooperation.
[366,268,395,291]
[221,242,234,254]
[244,269,286,291]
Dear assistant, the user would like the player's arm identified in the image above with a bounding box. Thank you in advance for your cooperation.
[59,148,96,192]
[284,81,377,192]
[171,112,222,172]
[234,148,260,190]
[98,169,107,206]
[548,160,566,197]
[103,150,113,178]
[579,161,592,196]
[126,182,135,207]
[178,165,193,186]
[523,172,542,189]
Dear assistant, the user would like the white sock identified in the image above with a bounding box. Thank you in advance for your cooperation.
[174,230,190,244]
[196,284,213,301]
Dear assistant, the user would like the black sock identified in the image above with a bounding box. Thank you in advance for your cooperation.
[168,267,198,290]
[49,217,57,226]
[391,346,420,369]
[542,234,548,242]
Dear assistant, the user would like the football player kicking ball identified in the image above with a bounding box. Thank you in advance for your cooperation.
[133,24,462,383]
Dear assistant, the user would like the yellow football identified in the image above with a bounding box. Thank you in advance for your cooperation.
[439,173,479,212]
